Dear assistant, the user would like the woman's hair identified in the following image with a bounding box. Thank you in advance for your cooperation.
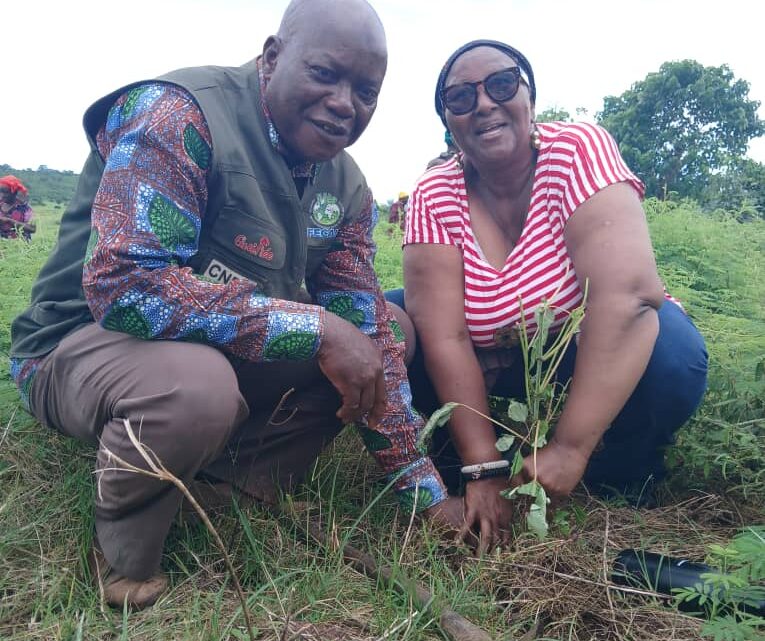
[434,39,536,127]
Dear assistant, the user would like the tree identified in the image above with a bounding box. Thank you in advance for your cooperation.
[701,158,765,220]
[597,60,764,200]
[536,106,572,123]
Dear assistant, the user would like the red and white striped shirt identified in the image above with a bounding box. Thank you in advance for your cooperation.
[404,122,646,347]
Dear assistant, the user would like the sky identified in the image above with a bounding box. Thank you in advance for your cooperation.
[3,0,764,203]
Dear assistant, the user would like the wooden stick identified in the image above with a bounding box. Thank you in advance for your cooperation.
[293,515,497,641]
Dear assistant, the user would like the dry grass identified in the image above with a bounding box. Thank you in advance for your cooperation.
[1,401,761,641]
[1,208,763,640]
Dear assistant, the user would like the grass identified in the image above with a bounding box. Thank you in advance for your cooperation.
[0,202,763,640]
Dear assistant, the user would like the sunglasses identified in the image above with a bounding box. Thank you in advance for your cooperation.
[441,67,522,116]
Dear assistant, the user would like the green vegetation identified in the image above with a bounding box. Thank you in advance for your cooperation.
[0,198,762,640]
[674,526,765,641]
[0,164,79,205]
[598,61,765,211]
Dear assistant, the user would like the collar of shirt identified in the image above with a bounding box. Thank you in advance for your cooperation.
[257,58,318,182]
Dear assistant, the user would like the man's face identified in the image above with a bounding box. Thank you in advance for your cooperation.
[262,20,387,164]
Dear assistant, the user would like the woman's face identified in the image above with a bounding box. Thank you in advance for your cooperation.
[444,46,534,169]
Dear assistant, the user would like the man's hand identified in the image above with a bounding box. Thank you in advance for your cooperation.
[318,312,387,427]
[512,438,591,499]
[459,476,514,553]
[421,495,464,538]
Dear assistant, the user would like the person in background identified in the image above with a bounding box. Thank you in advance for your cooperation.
[386,39,708,551]
[387,191,410,230]
[426,129,460,169]
[0,175,36,240]
[10,0,461,610]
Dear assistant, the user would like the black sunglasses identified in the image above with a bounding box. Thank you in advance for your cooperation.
[441,67,522,116]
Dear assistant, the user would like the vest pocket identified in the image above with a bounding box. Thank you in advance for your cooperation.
[210,207,287,270]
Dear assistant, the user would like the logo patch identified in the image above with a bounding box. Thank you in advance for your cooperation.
[310,192,343,227]
[203,259,249,285]
[233,234,274,261]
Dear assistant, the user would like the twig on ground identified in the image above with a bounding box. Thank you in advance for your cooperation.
[603,510,616,620]
[397,482,420,566]
[267,388,297,426]
[280,508,497,641]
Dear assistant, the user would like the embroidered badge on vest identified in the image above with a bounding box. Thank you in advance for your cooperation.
[308,192,343,240]
[310,193,343,227]
[233,234,274,261]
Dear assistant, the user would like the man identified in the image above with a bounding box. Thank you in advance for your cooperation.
[9,0,460,610]
[388,191,409,230]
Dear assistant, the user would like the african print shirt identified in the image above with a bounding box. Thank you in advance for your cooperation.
[11,79,447,512]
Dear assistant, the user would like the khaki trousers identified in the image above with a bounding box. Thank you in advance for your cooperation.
[29,323,343,580]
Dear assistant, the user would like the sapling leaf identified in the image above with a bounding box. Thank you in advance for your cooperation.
[417,401,458,453]
[515,480,542,498]
[527,503,549,539]
[495,434,516,452]
[526,484,550,539]
[507,400,528,423]
[534,419,550,448]
[510,449,524,476]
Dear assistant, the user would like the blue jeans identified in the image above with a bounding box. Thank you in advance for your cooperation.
[385,289,708,493]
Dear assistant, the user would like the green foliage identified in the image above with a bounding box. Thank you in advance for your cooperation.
[0,197,762,640]
[701,158,765,220]
[598,60,764,201]
[536,106,572,122]
[0,163,78,205]
[673,527,765,640]
[371,218,404,290]
[646,199,765,498]
[419,292,586,539]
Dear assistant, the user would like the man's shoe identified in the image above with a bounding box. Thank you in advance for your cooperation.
[89,543,168,610]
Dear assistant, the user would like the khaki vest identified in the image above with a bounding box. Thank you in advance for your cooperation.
[11,59,369,358]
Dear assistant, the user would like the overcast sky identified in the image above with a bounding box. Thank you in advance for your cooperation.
[3,0,764,202]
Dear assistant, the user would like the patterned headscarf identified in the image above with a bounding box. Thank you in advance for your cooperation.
[434,39,536,128]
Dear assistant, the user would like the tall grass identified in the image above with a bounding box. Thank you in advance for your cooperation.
[0,202,762,640]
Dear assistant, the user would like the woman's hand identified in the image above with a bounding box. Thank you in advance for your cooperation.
[459,476,514,553]
[513,438,591,499]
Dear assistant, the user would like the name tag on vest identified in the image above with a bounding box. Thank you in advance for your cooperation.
[203,259,249,285]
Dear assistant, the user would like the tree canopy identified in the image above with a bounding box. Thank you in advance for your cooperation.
[597,60,764,201]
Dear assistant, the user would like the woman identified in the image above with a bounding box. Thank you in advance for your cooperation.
[0,175,36,240]
[386,40,708,548]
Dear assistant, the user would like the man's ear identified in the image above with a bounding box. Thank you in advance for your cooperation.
[261,35,282,79]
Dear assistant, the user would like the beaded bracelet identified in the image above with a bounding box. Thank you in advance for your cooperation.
[460,459,510,482]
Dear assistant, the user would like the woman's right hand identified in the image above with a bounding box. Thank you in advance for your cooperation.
[459,476,514,553]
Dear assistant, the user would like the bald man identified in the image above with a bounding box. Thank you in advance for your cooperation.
[10,0,461,609]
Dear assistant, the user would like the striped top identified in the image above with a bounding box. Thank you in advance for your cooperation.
[404,122,645,347]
